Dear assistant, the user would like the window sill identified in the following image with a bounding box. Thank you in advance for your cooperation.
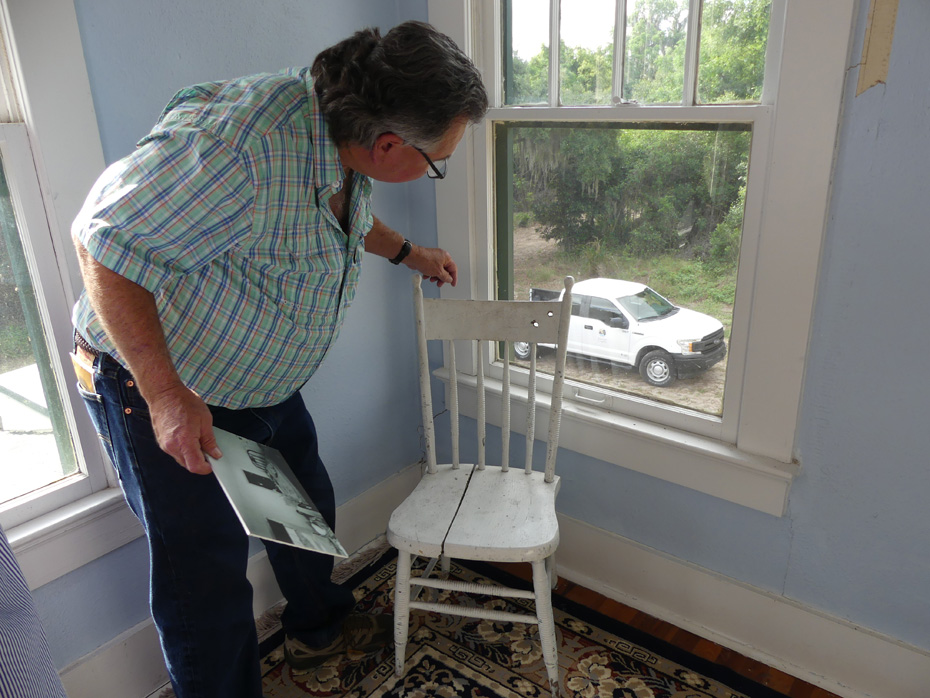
[8,488,143,589]
[440,370,797,517]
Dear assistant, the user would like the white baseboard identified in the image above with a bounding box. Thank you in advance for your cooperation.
[63,469,926,698]
[60,464,421,698]
[555,515,930,698]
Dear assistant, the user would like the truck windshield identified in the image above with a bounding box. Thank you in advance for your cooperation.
[617,288,678,322]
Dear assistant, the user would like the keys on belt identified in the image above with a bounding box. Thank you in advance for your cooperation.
[70,349,96,393]
[70,331,99,394]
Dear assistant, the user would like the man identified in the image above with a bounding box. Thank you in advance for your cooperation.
[70,20,487,698]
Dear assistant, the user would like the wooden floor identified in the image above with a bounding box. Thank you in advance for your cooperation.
[490,561,841,698]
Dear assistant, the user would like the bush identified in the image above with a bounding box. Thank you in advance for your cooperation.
[708,185,745,273]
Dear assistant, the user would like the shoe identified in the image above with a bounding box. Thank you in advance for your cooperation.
[344,612,394,657]
[283,631,346,673]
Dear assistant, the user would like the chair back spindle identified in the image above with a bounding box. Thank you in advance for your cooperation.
[501,349,511,472]
[477,339,486,470]
[411,275,573,481]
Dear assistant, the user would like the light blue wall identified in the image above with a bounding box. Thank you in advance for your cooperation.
[33,0,431,669]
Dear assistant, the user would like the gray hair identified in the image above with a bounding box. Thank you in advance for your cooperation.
[311,21,488,150]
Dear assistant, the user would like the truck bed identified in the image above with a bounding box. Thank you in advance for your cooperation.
[528,288,561,302]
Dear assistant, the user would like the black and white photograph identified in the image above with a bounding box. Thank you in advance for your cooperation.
[208,428,347,558]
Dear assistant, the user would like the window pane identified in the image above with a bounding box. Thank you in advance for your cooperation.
[500,122,751,416]
[0,155,77,505]
[506,0,550,104]
[623,0,689,103]
[698,0,772,103]
[560,0,615,105]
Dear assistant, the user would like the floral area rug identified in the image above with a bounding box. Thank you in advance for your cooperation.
[257,549,789,698]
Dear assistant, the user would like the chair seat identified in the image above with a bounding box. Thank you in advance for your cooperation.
[387,463,473,558]
[387,464,560,564]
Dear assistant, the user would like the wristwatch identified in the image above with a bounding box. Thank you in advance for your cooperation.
[389,238,413,265]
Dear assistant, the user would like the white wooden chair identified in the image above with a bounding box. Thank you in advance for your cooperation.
[387,274,574,698]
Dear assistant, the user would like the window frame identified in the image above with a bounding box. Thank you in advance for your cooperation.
[0,124,111,527]
[1,0,142,586]
[428,0,856,516]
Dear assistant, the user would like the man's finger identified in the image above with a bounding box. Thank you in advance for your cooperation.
[179,443,213,475]
[201,425,223,460]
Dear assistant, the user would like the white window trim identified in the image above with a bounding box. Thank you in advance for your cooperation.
[1,0,142,586]
[429,0,856,516]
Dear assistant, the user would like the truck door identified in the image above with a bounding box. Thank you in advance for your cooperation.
[583,296,632,363]
[567,294,586,356]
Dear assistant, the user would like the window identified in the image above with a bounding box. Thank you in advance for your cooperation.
[0,125,111,530]
[0,145,79,503]
[1,0,140,586]
[428,0,855,515]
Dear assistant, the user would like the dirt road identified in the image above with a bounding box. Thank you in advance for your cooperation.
[512,226,725,416]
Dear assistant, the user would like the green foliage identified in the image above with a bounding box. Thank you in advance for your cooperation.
[624,0,688,103]
[708,184,745,272]
[505,0,769,302]
[698,0,772,103]
[510,44,549,104]
[514,211,533,228]
[518,124,750,266]
[561,42,614,105]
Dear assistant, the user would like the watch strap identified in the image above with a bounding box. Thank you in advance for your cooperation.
[389,238,413,265]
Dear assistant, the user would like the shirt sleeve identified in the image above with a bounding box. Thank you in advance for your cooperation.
[73,125,254,293]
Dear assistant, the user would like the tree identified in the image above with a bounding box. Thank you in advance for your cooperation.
[698,0,771,102]
[623,0,688,103]
[508,0,766,269]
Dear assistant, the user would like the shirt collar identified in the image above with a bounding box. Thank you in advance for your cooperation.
[305,72,348,198]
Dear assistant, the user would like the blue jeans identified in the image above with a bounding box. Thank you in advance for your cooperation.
[77,352,356,698]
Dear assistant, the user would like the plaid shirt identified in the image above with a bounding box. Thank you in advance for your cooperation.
[72,68,374,409]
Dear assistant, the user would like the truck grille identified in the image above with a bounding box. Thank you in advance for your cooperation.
[693,328,725,354]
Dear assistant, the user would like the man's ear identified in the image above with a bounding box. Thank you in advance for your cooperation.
[371,132,404,165]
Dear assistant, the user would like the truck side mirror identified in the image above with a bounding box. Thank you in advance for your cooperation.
[610,316,629,330]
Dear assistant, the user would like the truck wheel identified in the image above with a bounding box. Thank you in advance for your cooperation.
[513,341,531,360]
[640,350,675,387]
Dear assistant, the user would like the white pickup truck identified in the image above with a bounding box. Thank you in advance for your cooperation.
[517,277,726,387]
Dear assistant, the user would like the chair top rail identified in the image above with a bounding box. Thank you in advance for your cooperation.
[420,298,564,343]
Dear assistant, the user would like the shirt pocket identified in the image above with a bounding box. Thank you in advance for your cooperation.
[240,223,354,326]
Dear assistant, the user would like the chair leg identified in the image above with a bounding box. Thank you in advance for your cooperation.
[440,554,451,578]
[394,550,413,676]
[532,559,561,698]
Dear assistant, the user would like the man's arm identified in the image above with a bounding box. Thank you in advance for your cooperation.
[366,216,457,287]
[75,239,221,474]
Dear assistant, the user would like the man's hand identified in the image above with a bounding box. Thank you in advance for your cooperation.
[405,245,458,287]
[146,384,222,475]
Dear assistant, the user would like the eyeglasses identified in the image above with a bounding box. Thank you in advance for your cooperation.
[411,145,448,180]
